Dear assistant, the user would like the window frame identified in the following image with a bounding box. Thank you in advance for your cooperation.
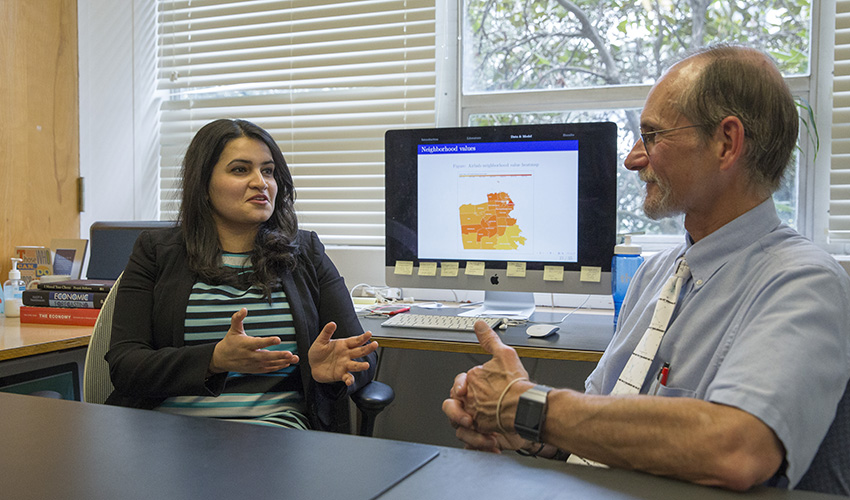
[441,1,827,249]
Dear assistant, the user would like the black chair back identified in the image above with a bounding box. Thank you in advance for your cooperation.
[87,221,175,279]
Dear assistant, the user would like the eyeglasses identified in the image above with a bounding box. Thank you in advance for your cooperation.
[640,124,704,156]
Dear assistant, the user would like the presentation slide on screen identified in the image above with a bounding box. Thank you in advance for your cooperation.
[417,140,579,262]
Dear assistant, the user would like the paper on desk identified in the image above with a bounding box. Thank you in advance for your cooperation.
[414,302,446,309]
[458,306,534,320]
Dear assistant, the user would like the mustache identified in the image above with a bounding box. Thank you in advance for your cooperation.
[639,170,657,183]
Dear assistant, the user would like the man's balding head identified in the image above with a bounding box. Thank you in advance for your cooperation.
[667,45,798,196]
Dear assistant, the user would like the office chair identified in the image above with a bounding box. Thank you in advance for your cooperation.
[87,221,177,280]
[83,273,394,437]
[795,380,850,495]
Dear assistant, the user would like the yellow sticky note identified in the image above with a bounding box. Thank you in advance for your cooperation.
[418,261,437,276]
[465,261,485,276]
[507,262,527,277]
[394,260,414,275]
[580,266,602,282]
[441,262,459,277]
[543,265,564,282]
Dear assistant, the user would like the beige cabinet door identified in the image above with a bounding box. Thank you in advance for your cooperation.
[0,0,80,279]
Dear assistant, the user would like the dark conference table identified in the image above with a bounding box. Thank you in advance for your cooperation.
[0,393,841,499]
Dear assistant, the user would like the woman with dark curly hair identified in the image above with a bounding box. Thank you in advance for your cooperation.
[105,119,377,432]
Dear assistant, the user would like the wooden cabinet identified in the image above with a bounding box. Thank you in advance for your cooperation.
[0,0,80,279]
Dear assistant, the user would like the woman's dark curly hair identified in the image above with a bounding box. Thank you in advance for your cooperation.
[178,119,299,298]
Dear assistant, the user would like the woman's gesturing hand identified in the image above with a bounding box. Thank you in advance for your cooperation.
[209,308,299,375]
[308,322,378,386]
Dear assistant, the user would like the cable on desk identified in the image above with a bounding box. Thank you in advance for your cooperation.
[498,318,528,330]
[558,294,592,322]
[522,294,592,325]
[349,283,402,305]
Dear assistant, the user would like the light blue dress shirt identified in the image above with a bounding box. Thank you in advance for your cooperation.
[586,199,850,487]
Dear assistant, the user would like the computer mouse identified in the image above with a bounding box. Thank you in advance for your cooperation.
[526,324,559,338]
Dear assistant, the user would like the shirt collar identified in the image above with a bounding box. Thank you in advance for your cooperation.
[221,253,252,269]
[681,198,781,287]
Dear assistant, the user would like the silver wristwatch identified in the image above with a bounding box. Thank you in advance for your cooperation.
[513,384,552,442]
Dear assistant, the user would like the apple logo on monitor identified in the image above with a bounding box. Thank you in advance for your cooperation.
[490,274,500,285]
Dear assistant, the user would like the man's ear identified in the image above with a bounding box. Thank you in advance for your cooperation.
[716,116,745,171]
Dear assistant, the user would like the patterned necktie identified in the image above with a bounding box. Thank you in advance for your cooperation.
[567,258,690,467]
[611,258,690,395]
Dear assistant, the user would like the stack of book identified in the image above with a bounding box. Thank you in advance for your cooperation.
[19,279,116,326]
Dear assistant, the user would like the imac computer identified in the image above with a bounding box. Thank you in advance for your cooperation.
[384,122,618,317]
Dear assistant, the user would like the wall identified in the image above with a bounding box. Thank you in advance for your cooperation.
[0,0,80,279]
[77,0,159,256]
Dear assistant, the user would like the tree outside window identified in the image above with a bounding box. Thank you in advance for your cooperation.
[463,0,810,236]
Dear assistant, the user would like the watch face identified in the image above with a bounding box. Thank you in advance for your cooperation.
[515,399,538,428]
[515,385,551,442]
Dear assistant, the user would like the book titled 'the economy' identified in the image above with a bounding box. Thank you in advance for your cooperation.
[19,306,100,326]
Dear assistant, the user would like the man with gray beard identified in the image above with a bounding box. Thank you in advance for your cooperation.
[442,44,850,495]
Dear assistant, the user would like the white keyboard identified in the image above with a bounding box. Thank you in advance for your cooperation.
[380,313,501,332]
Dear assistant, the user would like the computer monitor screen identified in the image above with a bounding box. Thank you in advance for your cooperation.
[0,362,80,401]
[384,122,617,313]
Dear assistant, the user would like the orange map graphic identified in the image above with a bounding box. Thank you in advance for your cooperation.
[459,192,526,250]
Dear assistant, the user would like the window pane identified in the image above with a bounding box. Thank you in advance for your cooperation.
[468,111,799,236]
[463,0,811,93]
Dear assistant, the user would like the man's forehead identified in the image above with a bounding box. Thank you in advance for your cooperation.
[640,59,702,127]
[640,79,680,128]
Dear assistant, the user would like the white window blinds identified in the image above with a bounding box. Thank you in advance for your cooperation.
[156,0,436,245]
[832,0,850,242]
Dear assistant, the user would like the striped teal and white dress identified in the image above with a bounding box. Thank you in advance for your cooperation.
[156,253,309,429]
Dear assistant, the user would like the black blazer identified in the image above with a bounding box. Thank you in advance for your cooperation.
[104,227,375,433]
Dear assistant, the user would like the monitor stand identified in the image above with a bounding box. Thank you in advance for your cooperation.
[458,291,536,320]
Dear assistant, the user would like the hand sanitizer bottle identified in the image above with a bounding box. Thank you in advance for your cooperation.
[4,258,26,317]
[611,236,643,328]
